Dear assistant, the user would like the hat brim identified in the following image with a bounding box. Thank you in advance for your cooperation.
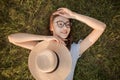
[28,41,72,80]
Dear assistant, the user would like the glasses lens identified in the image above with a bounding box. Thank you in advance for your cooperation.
[57,21,64,28]
[66,22,71,28]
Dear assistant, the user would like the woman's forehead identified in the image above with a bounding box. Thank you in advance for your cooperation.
[54,16,69,22]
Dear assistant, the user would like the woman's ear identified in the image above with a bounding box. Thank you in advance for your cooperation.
[50,25,53,31]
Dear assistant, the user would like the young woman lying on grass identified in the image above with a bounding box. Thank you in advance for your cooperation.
[8,7,106,80]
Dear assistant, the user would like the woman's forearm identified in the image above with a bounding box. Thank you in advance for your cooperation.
[72,12,106,30]
[8,33,46,43]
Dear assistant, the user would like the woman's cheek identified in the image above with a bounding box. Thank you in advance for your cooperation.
[68,29,70,35]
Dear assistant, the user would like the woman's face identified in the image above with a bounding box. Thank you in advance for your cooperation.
[53,16,71,39]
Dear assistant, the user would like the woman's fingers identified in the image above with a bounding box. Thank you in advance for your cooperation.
[57,7,66,11]
[47,36,66,45]
[53,8,74,19]
[53,10,69,18]
[54,36,66,46]
[59,39,66,46]
[53,37,60,43]
[53,10,65,15]
[57,8,63,11]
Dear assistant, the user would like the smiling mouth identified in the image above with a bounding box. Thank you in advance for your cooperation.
[61,31,67,34]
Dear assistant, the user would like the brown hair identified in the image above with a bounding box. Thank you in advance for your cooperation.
[50,14,59,32]
[49,14,73,49]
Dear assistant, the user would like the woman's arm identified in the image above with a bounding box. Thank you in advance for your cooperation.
[8,33,46,42]
[72,13,106,54]
[53,8,106,54]
[8,33,47,50]
[8,33,64,50]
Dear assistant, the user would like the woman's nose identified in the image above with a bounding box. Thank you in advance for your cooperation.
[63,25,67,30]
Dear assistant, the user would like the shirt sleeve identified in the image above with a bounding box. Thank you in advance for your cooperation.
[78,39,83,44]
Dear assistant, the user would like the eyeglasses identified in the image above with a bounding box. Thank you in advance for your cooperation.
[56,20,71,28]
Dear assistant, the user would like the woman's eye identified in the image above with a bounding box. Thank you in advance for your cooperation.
[66,23,70,26]
[59,23,62,25]
[56,21,64,28]
[58,22,63,27]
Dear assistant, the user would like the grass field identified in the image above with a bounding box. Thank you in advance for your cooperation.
[0,0,120,80]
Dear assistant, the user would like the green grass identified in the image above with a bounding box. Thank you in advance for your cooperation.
[0,0,120,80]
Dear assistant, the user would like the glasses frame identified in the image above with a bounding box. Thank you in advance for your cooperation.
[56,20,71,28]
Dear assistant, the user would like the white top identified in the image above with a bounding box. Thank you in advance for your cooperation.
[66,40,82,80]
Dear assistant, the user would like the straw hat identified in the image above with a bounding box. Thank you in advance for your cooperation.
[28,41,72,80]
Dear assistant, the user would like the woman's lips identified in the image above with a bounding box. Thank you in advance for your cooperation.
[61,31,67,34]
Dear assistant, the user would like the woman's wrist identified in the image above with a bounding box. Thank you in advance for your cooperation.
[71,12,78,19]
[71,12,87,23]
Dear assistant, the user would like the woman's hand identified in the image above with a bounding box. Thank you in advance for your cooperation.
[46,36,66,46]
[53,7,75,19]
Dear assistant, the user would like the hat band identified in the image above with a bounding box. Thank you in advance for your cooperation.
[48,51,59,73]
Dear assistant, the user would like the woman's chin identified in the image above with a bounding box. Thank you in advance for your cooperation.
[60,35,68,39]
